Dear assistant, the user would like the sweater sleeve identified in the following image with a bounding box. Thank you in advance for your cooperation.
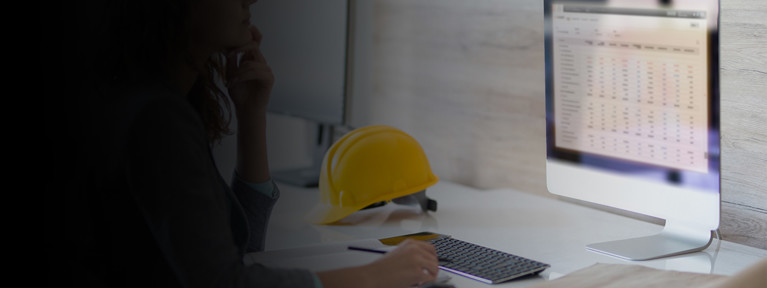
[232,176,322,288]
[234,173,278,199]
[126,94,317,288]
[231,175,325,288]
[230,173,279,253]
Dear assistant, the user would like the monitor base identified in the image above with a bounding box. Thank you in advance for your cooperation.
[270,123,337,188]
[586,221,713,261]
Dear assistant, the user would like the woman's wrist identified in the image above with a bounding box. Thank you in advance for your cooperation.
[234,105,270,184]
[235,105,268,122]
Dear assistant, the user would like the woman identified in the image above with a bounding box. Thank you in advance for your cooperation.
[67,0,439,287]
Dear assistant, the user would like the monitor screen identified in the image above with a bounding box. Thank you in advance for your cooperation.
[250,0,350,125]
[545,0,720,194]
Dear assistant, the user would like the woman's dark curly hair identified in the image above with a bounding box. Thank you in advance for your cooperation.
[82,0,232,143]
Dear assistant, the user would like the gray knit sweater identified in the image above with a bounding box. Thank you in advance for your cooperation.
[83,82,319,287]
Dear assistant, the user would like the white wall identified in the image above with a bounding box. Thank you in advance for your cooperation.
[215,0,767,249]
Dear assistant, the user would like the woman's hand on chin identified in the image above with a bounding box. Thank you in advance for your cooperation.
[226,25,273,116]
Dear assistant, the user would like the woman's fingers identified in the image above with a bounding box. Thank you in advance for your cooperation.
[227,64,273,86]
[401,239,439,282]
[226,51,271,81]
[365,239,442,288]
[226,28,266,71]
[421,253,439,276]
[227,26,262,55]
[228,72,273,87]
[222,24,274,111]
[227,47,266,70]
[227,42,260,58]
[403,239,438,258]
[230,60,270,74]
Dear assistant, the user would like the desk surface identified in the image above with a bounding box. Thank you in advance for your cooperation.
[263,180,767,287]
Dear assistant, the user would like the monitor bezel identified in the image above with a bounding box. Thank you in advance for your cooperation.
[544,0,721,194]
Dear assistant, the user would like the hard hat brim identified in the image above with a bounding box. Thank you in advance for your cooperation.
[305,202,367,225]
[306,176,439,225]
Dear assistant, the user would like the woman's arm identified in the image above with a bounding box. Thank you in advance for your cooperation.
[317,239,440,288]
[234,109,270,183]
[226,26,273,184]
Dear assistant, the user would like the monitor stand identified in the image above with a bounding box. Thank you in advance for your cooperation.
[586,221,713,261]
[271,123,335,188]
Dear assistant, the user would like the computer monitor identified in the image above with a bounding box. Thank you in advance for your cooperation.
[544,0,720,260]
[250,0,353,186]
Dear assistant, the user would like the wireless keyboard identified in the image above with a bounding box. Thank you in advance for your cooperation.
[429,236,550,284]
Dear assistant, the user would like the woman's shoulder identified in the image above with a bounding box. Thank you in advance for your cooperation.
[109,82,200,131]
[117,82,194,117]
[109,82,208,150]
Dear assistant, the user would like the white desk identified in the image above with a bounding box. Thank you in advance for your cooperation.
[259,180,767,287]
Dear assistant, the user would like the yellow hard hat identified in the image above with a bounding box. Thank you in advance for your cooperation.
[306,125,439,224]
